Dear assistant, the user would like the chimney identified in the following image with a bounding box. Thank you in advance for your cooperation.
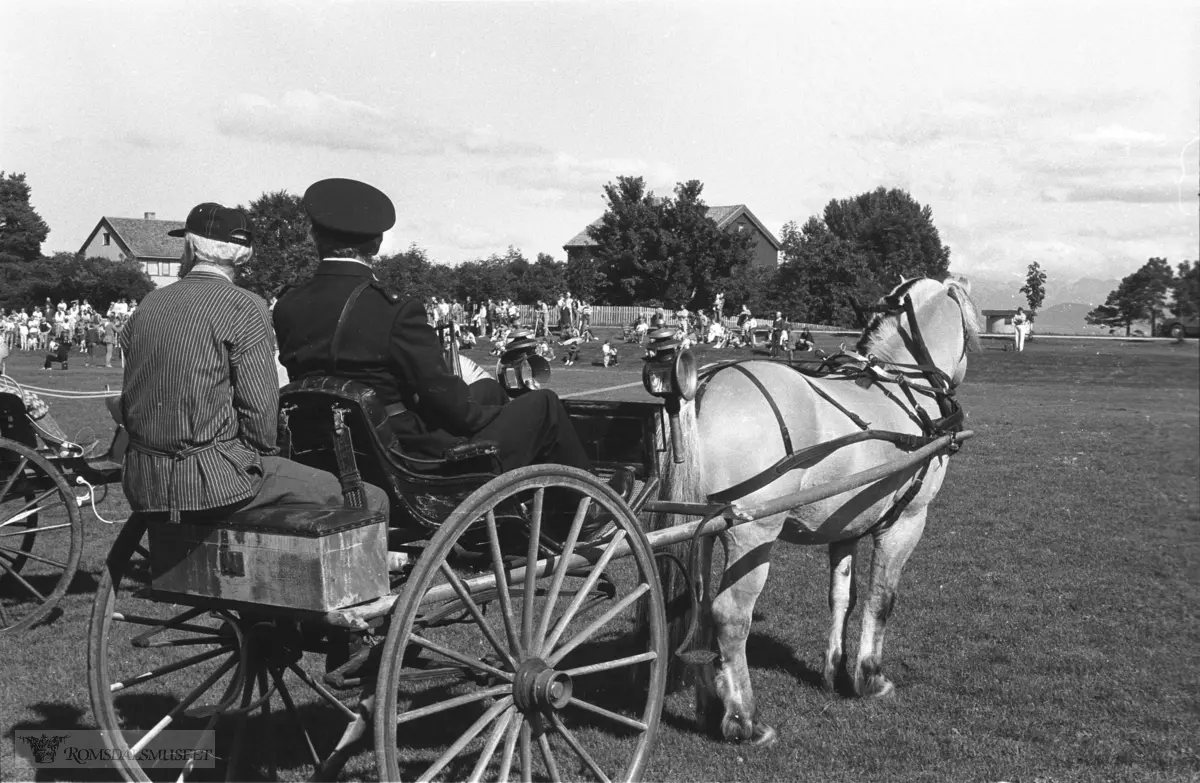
[144,212,156,220]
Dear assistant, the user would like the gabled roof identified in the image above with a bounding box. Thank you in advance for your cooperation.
[563,205,780,250]
[79,216,186,259]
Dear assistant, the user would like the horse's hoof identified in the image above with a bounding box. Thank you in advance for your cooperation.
[750,722,778,747]
[858,676,895,698]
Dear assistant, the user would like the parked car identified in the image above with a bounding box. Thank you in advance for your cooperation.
[1160,316,1200,339]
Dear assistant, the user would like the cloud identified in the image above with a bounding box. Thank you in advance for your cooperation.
[1073,125,1168,147]
[1040,183,1177,204]
[495,153,678,202]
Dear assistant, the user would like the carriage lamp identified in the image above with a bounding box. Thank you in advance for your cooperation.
[641,328,699,463]
[496,329,552,396]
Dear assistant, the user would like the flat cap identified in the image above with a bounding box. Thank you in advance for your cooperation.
[303,178,396,236]
[168,202,253,246]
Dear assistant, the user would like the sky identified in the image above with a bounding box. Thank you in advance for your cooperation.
[4,1,1198,287]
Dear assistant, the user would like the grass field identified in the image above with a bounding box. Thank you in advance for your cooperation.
[1,331,1197,782]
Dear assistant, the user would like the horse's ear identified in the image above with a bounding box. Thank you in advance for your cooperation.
[847,295,868,328]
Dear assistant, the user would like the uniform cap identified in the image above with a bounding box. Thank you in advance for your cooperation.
[303,178,396,236]
[167,203,253,246]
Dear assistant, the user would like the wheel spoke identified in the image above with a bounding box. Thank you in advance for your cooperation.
[521,488,545,652]
[534,496,591,656]
[114,610,222,636]
[4,487,63,522]
[466,704,515,783]
[0,545,67,571]
[110,646,234,692]
[438,561,518,670]
[272,667,322,767]
[537,728,562,783]
[130,607,212,647]
[416,696,513,783]
[566,697,648,732]
[129,655,240,754]
[496,713,521,783]
[408,632,513,682]
[484,509,523,657]
[548,712,611,783]
[0,561,47,601]
[0,508,40,529]
[543,530,628,653]
[0,457,29,502]
[562,651,658,678]
[0,600,12,626]
[0,522,71,539]
[549,583,650,666]
[395,684,510,725]
[519,721,533,782]
[285,663,358,721]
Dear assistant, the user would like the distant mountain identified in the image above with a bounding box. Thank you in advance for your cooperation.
[951,270,1120,311]
[1030,303,1108,335]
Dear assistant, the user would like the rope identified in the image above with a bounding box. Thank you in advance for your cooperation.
[1,374,119,399]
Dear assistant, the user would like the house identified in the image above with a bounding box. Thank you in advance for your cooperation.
[981,309,1021,334]
[563,204,780,270]
[78,213,185,288]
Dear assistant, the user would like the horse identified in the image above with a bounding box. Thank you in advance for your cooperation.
[658,276,982,746]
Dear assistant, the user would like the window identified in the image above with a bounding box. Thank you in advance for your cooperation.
[103,232,111,246]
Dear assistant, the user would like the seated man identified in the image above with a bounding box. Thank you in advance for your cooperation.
[601,340,619,367]
[273,179,630,517]
[120,202,387,523]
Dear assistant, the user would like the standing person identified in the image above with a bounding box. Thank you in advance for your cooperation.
[273,178,630,512]
[770,312,785,357]
[1012,307,1030,352]
[119,202,387,523]
[102,316,117,367]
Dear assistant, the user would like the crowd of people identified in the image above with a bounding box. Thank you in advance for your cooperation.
[0,297,137,372]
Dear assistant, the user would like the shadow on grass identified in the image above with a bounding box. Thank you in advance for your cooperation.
[9,702,121,782]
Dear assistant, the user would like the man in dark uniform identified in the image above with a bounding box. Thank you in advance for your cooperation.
[273,178,629,506]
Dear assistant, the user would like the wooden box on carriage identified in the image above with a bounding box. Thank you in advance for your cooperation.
[147,504,389,613]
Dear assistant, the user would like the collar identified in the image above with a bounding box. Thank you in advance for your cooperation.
[187,265,234,282]
[317,258,374,277]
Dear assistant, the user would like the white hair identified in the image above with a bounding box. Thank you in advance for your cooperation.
[185,233,253,267]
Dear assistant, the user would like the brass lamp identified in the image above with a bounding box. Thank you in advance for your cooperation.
[641,327,698,463]
[496,329,552,396]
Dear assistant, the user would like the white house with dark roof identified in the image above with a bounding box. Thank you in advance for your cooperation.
[78,213,185,288]
[563,204,780,270]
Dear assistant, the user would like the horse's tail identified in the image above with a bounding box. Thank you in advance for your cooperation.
[643,398,708,691]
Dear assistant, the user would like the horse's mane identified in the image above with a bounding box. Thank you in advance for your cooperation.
[857,277,982,356]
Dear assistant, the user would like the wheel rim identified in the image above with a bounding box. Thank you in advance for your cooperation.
[0,437,83,633]
[88,520,376,781]
[376,465,668,783]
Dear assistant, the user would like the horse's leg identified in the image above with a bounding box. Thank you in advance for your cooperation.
[823,538,858,694]
[699,514,783,746]
[854,507,928,698]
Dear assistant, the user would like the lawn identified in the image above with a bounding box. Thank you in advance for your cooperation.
[1,332,1197,782]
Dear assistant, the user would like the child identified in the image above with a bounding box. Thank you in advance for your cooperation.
[560,328,583,366]
[601,340,619,367]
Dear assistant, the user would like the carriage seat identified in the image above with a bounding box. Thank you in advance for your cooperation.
[278,377,502,531]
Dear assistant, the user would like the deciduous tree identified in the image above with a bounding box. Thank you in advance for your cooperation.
[237,191,317,299]
[1020,262,1048,320]
[0,172,50,263]
[1171,260,1198,320]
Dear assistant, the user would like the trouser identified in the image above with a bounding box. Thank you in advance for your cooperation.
[104,342,113,365]
[1013,327,1027,351]
[472,388,590,473]
[44,353,68,369]
[160,457,389,525]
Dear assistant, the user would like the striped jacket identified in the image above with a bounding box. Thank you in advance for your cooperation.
[120,269,279,514]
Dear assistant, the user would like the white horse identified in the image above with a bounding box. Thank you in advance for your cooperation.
[659,276,981,745]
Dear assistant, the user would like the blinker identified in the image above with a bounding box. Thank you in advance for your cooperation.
[496,329,551,396]
[641,327,698,463]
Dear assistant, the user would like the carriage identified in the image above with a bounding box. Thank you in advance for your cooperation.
[2,278,979,781]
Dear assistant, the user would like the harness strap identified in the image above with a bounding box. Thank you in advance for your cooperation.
[126,438,224,523]
[867,459,932,536]
[707,428,930,504]
[728,363,793,455]
[328,280,372,372]
[801,375,872,430]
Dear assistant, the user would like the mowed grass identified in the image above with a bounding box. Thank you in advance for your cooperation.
[1,333,1197,782]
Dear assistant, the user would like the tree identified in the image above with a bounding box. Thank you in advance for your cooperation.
[0,252,152,311]
[0,172,51,263]
[587,176,754,308]
[1020,261,1048,320]
[237,191,317,299]
[1086,258,1174,336]
[775,188,951,326]
[375,244,453,303]
[564,252,605,304]
[1171,260,1199,320]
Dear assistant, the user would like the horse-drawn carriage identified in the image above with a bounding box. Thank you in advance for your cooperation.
[3,277,980,781]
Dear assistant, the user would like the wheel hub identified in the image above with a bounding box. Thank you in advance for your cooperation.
[512,658,572,713]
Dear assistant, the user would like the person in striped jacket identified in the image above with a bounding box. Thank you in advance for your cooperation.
[118,202,387,523]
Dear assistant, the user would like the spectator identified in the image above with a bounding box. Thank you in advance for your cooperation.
[43,338,71,371]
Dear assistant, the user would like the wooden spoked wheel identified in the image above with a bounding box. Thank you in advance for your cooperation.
[0,436,83,633]
[375,465,668,783]
[88,518,375,781]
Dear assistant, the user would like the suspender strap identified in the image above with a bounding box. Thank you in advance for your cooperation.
[728,363,793,455]
[329,280,372,372]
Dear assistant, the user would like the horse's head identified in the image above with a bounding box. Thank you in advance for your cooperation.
[857,276,982,387]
